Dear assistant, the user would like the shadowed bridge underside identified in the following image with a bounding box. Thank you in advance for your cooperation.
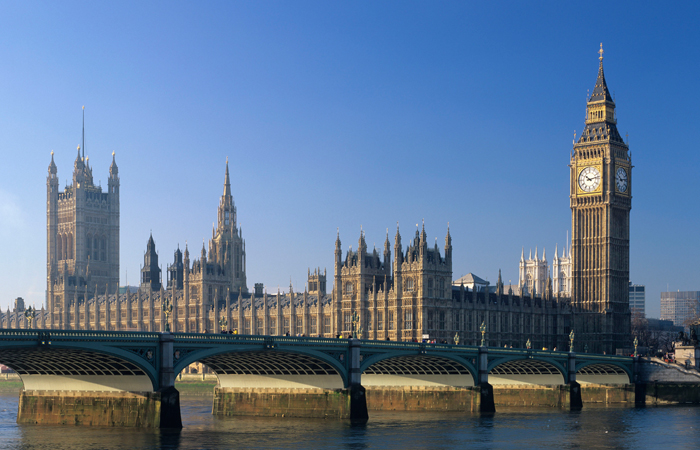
[363,355,475,387]
[577,363,630,384]
[490,360,564,385]
[0,348,153,392]
[200,351,344,389]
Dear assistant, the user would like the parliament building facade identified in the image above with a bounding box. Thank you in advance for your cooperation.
[1,47,631,354]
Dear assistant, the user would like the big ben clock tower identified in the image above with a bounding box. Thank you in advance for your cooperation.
[570,44,632,354]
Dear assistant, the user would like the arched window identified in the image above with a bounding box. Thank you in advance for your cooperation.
[68,233,73,259]
[86,235,92,260]
[405,278,414,292]
[345,282,353,295]
[101,236,106,261]
[57,234,63,260]
[427,278,434,297]
[439,278,445,298]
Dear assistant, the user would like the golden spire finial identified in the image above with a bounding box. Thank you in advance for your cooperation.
[82,105,85,110]
[77,145,80,151]
[226,156,229,164]
[599,43,604,61]
[112,150,115,157]
[51,150,54,156]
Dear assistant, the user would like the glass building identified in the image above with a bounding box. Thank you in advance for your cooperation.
[660,291,700,327]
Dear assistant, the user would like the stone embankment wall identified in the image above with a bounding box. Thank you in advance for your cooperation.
[365,386,481,412]
[17,390,162,427]
[213,387,354,419]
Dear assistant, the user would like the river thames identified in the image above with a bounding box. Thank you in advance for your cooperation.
[1,393,699,449]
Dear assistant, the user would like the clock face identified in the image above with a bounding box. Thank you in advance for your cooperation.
[616,167,628,193]
[578,166,601,192]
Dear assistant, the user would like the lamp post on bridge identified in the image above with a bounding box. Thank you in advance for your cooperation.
[454,332,460,346]
[569,330,575,353]
[162,297,173,333]
[634,336,639,357]
[219,316,228,333]
[24,306,36,329]
[526,338,531,350]
[351,311,360,339]
[480,321,486,347]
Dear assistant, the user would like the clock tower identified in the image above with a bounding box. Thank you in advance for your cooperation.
[570,44,632,354]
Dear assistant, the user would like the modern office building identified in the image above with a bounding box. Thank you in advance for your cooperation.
[629,282,646,317]
[660,291,700,327]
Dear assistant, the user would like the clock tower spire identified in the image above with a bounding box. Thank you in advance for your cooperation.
[570,44,632,355]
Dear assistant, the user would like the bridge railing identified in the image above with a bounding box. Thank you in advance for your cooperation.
[0,329,161,342]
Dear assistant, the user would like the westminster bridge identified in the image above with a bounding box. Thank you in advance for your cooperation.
[0,329,680,428]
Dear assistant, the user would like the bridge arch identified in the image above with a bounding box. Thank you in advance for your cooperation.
[0,344,158,392]
[174,346,348,389]
[488,357,567,385]
[575,362,631,384]
[360,352,477,387]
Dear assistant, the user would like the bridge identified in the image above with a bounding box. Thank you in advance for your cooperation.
[0,329,639,428]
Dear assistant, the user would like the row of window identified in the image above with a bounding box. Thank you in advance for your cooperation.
[344,277,447,297]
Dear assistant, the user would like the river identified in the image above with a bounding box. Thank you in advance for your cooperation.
[1,393,699,449]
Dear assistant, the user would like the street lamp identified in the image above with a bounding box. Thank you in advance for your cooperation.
[219,316,228,333]
[526,338,531,350]
[351,311,360,339]
[569,330,575,353]
[480,321,486,347]
[162,297,173,332]
[24,306,36,329]
[454,332,460,346]
[634,336,639,357]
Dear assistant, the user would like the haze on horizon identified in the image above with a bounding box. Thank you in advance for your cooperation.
[0,1,698,319]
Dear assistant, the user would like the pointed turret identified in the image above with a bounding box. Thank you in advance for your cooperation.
[48,150,57,175]
[520,247,525,262]
[589,44,613,104]
[223,157,231,197]
[109,151,118,176]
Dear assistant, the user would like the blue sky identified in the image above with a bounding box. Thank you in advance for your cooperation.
[0,1,698,318]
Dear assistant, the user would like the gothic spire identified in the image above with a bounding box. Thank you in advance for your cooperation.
[223,157,231,197]
[589,43,613,104]
[109,151,118,176]
[48,150,57,175]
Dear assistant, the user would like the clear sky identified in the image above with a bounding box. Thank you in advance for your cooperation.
[0,1,698,318]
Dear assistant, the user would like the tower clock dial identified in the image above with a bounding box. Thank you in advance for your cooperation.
[615,167,628,193]
[578,166,601,192]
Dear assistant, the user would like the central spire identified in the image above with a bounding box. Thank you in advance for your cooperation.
[223,157,231,197]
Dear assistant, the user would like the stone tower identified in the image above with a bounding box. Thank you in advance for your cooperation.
[46,114,120,318]
[570,45,632,354]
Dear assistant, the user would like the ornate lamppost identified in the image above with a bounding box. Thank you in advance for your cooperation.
[24,306,36,329]
[569,330,575,353]
[634,336,639,357]
[219,316,228,333]
[358,327,364,340]
[454,332,460,346]
[526,338,531,350]
[351,311,360,339]
[480,321,486,347]
[584,344,589,354]
[162,297,173,332]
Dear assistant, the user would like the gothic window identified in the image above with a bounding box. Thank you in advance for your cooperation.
[256,319,263,335]
[224,210,230,226]
[439,311,446,330]
[345,282,353,295]
[389,312,394,330]
[101,237,106,261]
[368,315,372,332]
[428,311,434,329]
[296,317,303,335]
[68,234,73,259]
[404,310,413,329]
[377,312,383,330]
[93,235,98,261]
[428,278,433,297]
[405,278,414,292]
[244,318,251,334]
[439,279,445,298]
[344,313,352,332]
[86,235,92,260]
[283,318,290,334]
[310,317,317,334]
[269,318,277,335]
[57,235,63,260]
[208,286,213,302]
[324,316,330,334]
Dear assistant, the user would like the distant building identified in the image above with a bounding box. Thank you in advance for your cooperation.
[629,282,646,317]
[517,245,571,297]
[660,291,700,327]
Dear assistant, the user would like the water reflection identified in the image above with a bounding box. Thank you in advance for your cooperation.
[1,394,700,450]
